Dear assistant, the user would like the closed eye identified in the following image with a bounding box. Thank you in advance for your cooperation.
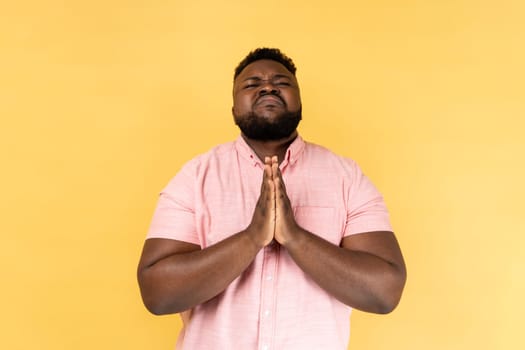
[244,83,260,89]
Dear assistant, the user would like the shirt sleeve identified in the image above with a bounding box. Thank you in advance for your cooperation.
[343,159,393,236]
[145,161,200,245]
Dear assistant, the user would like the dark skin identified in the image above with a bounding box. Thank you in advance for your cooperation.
[137,59,406,315]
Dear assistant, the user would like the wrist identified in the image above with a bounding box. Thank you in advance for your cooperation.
[278,223,305,248]
[243,226,268,251]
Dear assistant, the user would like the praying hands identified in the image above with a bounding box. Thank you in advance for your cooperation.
[247,156,301,248]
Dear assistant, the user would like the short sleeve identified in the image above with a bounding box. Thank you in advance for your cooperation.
[343,160,392,236]
[146,162,200,245]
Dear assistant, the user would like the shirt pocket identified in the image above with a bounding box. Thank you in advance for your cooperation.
[293,206,343,245]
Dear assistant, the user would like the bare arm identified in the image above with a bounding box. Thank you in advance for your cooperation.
[282,230,406,314]
[137,163,276,315]
[138,233,259,315]
[272,158,406,314]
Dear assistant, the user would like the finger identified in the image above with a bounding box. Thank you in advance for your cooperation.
[274,176,292,216]
[274,167,288,194]
[265,156,275,179]
[268,156,279,176]
[265,171,275,210]
[271,161,286,188]
[266,162,273,182]
[263,163,276,202]
[260,162,271,195]
[267,176,275,198]
[274,173,284,194]
[271,161,279,180]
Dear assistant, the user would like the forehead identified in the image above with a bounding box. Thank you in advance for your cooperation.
[236,59,294,81]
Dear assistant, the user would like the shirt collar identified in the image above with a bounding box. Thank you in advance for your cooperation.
[234,134,306,167]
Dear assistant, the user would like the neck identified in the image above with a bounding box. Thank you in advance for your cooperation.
[242,131,298,164]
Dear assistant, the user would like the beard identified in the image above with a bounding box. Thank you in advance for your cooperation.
[233,107,302,141]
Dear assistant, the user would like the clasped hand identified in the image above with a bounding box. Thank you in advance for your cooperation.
[247,156,300,248]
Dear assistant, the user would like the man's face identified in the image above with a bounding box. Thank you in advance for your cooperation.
[232,59,302,141]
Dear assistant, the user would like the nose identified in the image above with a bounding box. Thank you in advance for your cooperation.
[259,80,280,96]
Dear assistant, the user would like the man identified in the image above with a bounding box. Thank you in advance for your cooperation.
[138,48,406,349]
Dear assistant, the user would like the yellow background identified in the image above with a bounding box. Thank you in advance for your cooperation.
[1,1,524,349]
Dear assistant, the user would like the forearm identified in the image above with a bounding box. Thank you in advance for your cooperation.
[284,229,406,314]
[139,230,262,315]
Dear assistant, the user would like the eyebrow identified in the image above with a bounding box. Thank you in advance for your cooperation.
[242,74,292,82]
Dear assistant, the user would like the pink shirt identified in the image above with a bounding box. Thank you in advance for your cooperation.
[147,135,392,350]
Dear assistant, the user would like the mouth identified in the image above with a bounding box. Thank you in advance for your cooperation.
[254,95,285,107]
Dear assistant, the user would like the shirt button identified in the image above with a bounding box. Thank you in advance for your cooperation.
[262,345,269,350]
[266,275,273,281]
[264,309,270,317]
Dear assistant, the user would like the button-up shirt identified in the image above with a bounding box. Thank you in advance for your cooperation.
[146,135,392,349]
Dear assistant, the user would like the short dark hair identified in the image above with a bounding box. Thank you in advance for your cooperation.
[234,48,297,80]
